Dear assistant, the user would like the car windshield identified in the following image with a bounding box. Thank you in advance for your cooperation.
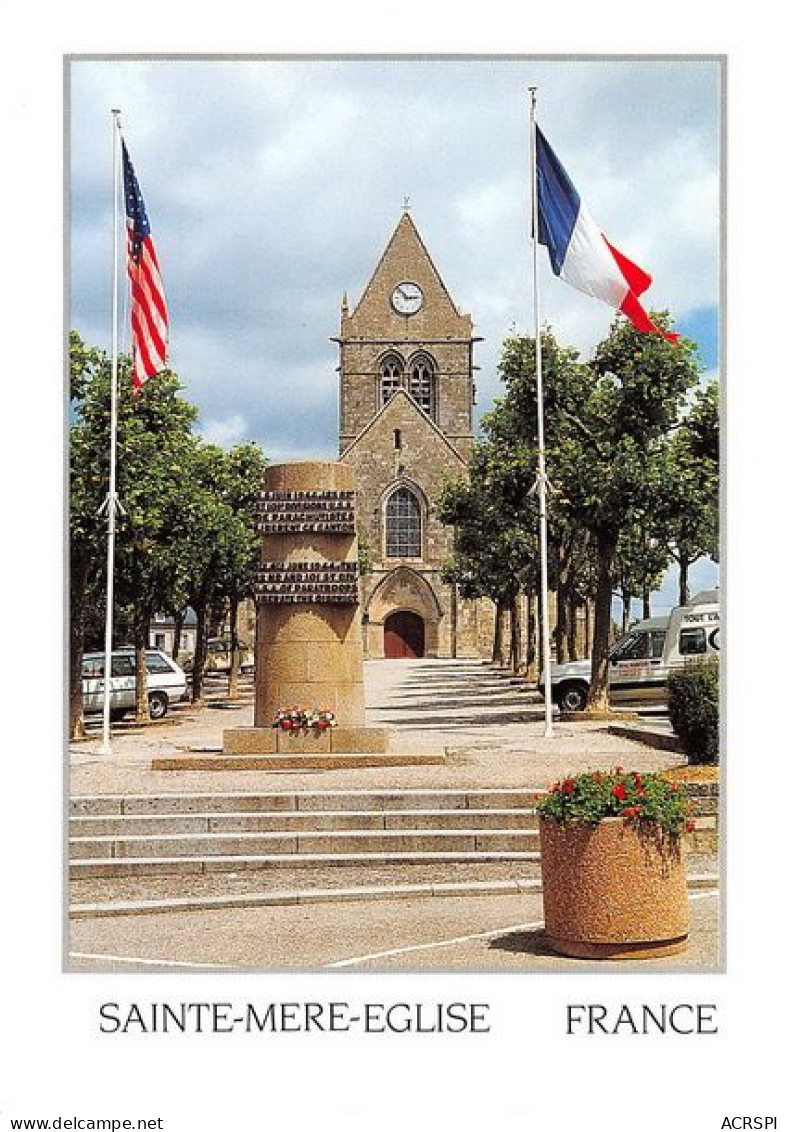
[609,631,646,661]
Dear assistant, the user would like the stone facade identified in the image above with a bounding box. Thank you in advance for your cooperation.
[336,211,495,659]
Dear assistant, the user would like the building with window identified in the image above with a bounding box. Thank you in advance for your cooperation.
[148,608,197,657]
[336,210,495,658]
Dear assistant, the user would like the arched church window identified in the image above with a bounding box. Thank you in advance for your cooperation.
[385,487,422,558]
[380,354,404,406]
[408,354,436,419]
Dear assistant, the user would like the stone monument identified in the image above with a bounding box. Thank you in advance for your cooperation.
[223,461,391,759]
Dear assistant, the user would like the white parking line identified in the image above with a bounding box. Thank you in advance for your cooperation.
[325,890,720,969]
[70,890,719,970]
[69,951,231,969]
[324,920,547,968]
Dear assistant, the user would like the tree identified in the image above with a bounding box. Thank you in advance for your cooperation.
[659,381,719,604]
[163,442,263,704]
[69,333,111,738]
[482,329,596,671]
[357,530,374,577]
[573,313,701,707]
[211,443,267,698]
[438,438,539,671]
[70,333,199,732]
[614,516,671,629]
[111,371,199,719]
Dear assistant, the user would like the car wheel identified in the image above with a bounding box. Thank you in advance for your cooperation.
[148,691,168,720]
[558,682,589,712]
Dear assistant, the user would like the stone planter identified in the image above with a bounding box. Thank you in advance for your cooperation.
[539,817,690,960]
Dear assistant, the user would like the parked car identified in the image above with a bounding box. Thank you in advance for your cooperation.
[540,589,720,712]
[181,637,255,675]
[82,649,188,721]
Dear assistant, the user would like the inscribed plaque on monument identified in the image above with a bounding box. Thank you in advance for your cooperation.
[255,560,360,604]
[256,490,356,533]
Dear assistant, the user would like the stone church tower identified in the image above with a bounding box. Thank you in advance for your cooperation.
[336,210,494,659]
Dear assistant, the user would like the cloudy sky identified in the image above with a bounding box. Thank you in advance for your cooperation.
[68,56,721,607]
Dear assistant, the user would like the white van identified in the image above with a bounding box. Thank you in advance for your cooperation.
[541,589,720,712]
[82,648,188,720]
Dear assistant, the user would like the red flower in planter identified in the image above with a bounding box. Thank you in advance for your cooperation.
[537,769,692,837]
[686,819,696,833]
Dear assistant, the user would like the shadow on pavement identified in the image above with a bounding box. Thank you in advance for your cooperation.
[488,928,554,956]
[370,709,547,729]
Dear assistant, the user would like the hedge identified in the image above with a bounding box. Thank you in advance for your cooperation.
[667,660,719,765]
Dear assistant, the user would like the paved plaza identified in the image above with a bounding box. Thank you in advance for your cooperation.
[71,659,687,791]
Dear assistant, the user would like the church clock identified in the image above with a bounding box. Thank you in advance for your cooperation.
[391,281,424,315]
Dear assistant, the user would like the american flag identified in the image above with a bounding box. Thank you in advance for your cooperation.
[122,140,168,390]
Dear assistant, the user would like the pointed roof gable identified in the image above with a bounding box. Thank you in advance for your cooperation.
[343,212,473,341]
[340,388,468,467]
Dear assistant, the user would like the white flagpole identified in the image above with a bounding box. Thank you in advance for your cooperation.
[97,109,123,755]
[529,87,555,739]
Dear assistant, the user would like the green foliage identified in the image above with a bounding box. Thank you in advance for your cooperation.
[208,441,268,609]
[536,768,693,837]
[614,517,671,617]
[69,331,267,720]
[667,660,719,764]
[437,444,538,605]
[357,530,374,577]
[656,382,720,602]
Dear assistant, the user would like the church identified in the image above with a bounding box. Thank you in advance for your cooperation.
[335,209,495,660]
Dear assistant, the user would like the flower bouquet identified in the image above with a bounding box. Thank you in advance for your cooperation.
[272,706,337,734]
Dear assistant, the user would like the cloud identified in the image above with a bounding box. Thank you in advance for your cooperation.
[69,57,721,463]
[198,413,249,447]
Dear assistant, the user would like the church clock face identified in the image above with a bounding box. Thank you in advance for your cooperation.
[391,281,424,315]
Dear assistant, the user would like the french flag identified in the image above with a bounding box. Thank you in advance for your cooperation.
[536,126,678,343]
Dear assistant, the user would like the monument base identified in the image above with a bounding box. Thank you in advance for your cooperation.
[152,750,445,771]
[223,725,390,755]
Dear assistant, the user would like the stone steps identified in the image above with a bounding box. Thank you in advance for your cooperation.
[70,788,544,816]
[71,828,541,862]
[67,786,718,913]
[71,849,542,879]
[68,787,546,881]
[69,807,539,838]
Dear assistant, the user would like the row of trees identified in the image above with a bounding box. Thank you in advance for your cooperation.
[438,313,719,710]
[69,332,266,739]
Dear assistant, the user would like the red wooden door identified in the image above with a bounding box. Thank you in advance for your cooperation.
[384,611,425,658]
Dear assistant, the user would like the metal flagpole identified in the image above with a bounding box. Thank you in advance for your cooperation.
[96,109,123,755]
[528,87,555,739]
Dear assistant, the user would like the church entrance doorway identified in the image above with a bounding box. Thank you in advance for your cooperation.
[384,610,425,659]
